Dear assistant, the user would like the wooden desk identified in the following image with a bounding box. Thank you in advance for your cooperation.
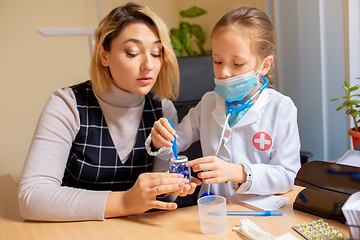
[0,174,350,240]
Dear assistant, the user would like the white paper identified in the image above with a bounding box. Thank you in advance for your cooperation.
[336,150,360,167]
[274,232,301,240]
[342,191,360,239]
[242,195,289,211]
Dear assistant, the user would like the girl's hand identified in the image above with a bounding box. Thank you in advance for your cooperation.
[105,172,188,218]
[169,177,202,197]
[151,117,178,150]
[186,156,246,185]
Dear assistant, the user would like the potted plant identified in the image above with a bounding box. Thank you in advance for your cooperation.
[170,5,214,109]
[331,77,360,148]
[170,6,207,56]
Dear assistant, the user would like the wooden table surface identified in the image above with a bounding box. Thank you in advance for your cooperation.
[0,174,350,240]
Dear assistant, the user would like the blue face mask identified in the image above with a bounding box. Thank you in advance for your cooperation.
[214,71,259,103]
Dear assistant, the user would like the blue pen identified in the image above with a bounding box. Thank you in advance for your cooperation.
[209,211,283,216]
[168,120,178,160]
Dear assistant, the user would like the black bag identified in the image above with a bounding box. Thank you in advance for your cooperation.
[293,161,360,223]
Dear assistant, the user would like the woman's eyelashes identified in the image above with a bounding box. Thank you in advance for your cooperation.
[150,48,163,58]
[125,51,162,58]
[126,51,139,57]
[151,53,162,58]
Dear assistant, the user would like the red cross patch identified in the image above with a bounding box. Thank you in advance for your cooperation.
[252,132,272,151]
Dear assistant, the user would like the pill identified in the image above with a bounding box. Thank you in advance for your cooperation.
[292,219,348,240]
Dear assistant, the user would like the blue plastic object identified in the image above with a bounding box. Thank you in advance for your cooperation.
[226,77,269,115]
[209,211,283,216]
[168,120,178,160]
[199,191,214,198]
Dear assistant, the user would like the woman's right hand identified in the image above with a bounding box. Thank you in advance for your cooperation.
[151,117,178,150]
[104,172,188,218]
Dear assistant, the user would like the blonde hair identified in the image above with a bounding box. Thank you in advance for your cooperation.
[90,2,179,100]
[212,7,276,87]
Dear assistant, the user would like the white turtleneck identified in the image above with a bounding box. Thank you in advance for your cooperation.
[18,81,177,221]
[95,82,147,163]
[95,82,177,163]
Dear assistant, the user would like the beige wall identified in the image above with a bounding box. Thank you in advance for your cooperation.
[0,0,265,183]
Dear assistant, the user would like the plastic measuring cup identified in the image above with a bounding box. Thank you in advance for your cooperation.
[197,195,227,235]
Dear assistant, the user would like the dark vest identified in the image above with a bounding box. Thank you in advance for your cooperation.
[62,81,162,191]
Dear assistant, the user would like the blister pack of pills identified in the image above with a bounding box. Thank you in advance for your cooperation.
[292,219,349,240]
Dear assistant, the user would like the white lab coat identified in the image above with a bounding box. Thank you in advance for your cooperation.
[150,88,301,198]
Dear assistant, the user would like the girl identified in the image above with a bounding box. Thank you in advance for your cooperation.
[18,3,200,222]
[147,6,301,198]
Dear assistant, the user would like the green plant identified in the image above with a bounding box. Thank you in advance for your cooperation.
[331,77,360,132]
[170,6,207,57]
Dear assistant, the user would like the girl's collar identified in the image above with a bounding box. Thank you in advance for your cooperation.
[212,89,273,128]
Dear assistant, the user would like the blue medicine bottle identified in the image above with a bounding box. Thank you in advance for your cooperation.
[169,155,191,183]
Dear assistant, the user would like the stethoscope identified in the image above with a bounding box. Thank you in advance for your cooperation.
[225,77,269,115]
[200,77,269,198]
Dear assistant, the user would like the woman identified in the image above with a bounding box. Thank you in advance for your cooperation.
[18,2,200,222]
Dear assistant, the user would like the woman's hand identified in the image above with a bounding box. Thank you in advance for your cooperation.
[169,176,202,197]
[105,172,188,218]
[186,156,246,185]
[151,117,178,150]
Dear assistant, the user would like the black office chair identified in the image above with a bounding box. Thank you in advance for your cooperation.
[174,55,214,160]
[300,151,313,165]
[173,55,214,208]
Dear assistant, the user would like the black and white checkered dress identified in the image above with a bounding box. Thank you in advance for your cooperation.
[62,81,162,191]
